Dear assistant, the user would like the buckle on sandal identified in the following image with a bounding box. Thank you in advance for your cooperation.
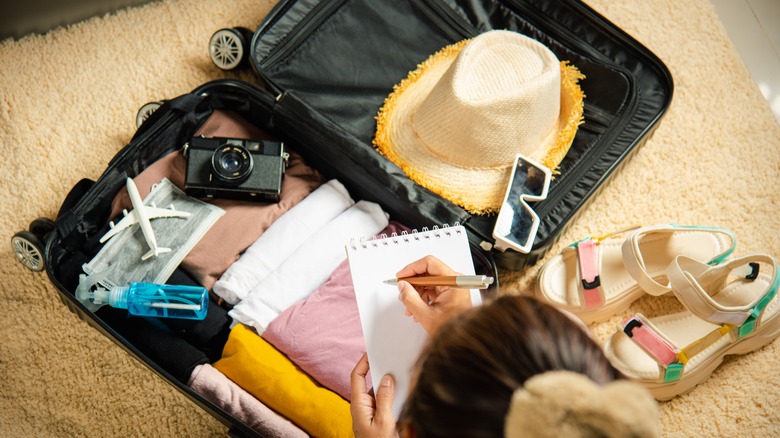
[623,318,643,337]
[746,262,759,281]
[582,275,601,290]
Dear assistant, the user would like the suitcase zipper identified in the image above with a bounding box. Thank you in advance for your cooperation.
[255,0,350,95]
[412,0,478,40]
[582,104,613,130]
[535,89,641,229]
[503,0,664,67]
[256,0,479,95]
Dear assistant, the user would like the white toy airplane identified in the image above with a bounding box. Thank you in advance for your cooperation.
[99,177,191,260]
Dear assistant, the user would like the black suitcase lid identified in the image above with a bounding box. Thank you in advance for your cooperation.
[247,0,673,269]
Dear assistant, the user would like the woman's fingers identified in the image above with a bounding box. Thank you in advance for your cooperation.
[350,353,370,396]
[350,355,400,438]
[395,255,461,279]
[373,375,396,428]
[398,281,431,324]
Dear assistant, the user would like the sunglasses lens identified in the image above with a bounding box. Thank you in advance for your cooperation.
[518,163,548,196]
[492,155,551,253]
[506,204,535,247]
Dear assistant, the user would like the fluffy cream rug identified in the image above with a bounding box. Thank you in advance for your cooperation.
[0,0,778,436]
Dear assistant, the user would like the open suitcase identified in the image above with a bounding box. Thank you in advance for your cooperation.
[15,0,671,436]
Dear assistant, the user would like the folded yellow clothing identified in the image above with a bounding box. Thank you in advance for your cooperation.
[214,324,353,438]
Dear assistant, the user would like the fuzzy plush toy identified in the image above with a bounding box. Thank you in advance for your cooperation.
[504,371,660,437]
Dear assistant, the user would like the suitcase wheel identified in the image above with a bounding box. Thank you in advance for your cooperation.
[11,217,54,272]
[29,217,55,239]
[135,101,164,128]
[208,27,252,71]
[11,230,45,272]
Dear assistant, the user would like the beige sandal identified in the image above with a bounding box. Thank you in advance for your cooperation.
[603,255,780,400]
[536,224,736,324]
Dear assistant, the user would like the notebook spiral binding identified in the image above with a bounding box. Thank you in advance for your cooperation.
[348,223,463,250]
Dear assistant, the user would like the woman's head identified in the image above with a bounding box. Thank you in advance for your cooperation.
[399,295,623,438]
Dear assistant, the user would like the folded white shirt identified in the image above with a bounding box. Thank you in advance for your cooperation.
[228,200,389,334]
[213,179,354,304]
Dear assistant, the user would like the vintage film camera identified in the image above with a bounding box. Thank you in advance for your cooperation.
[183,136,288,202]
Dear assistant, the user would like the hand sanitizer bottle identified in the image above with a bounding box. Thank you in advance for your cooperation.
[76,274,208,320]
[108,283,209,320]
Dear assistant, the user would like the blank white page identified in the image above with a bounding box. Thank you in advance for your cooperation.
[346,225,479,419]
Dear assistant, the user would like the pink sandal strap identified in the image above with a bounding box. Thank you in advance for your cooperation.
[571,226,640,310]
[622,316,678,366]
[623,314,737,383]
[575,239,604,309]
[622,315,686,382]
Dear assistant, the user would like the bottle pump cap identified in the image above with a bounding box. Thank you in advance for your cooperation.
[108,286,130,309]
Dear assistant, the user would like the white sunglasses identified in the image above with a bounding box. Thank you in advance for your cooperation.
[492,153,552,253]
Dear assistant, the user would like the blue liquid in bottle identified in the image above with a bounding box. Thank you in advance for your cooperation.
[109,282,208,320]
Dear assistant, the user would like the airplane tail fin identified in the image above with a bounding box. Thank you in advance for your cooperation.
[142,247,171,261]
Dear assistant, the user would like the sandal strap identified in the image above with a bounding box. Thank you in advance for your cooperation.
[667,255,779,327]
[622,315,678,367]
[737,262,779,338]
[677,323,734,363]
[574,239,604,308]
[570,226,640,309]
[622,225,679,296]
[622,314,736,383]
[622,225,737,297]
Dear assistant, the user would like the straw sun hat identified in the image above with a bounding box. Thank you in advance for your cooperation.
[374,30,585,215]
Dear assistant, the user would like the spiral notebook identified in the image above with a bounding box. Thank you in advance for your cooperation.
[346,224,481,418]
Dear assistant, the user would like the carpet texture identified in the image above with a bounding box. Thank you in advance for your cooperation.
[1,0,778,436]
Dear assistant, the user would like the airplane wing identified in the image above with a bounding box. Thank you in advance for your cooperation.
[99,212,138,243]
[145,206,191,219]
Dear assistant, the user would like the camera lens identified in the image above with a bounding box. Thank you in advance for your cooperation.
[212,145,253,185]
[221,152,243,173]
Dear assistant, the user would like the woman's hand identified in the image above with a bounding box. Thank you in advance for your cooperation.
[396,255,473,334]
[350,353,399,438]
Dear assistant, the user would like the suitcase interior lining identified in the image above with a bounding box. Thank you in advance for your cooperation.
[250,0,670,265]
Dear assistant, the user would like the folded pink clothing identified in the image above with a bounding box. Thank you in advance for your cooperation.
[262,221,410,401]
[188,364,309,438]
[108,109,324,290]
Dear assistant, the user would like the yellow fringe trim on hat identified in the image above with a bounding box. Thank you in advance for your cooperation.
[539,61,586,175]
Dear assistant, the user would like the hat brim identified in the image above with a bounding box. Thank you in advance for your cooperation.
[374,38,585,215]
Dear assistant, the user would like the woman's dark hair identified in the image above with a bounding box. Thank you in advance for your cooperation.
[399,295,622,438]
